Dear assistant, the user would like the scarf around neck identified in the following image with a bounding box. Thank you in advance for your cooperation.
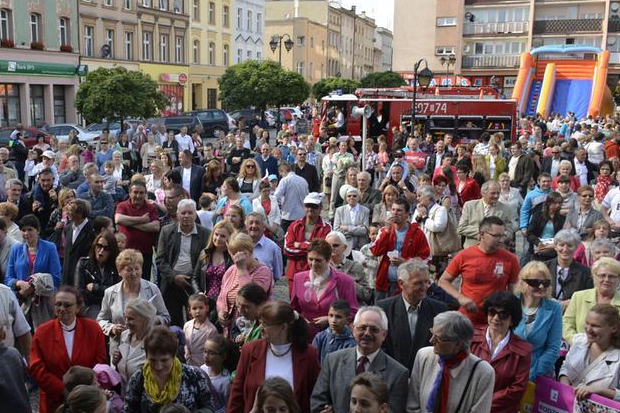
[143,357,182,405]
[426,350,469,413]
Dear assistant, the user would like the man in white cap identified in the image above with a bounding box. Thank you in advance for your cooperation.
[30,150,59,188]
[283,192,332,295]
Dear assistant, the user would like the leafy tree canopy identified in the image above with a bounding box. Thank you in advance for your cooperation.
[75,66,169,124]
[360,71,406,88]
[218,60,310,110]
[312,77,360,99]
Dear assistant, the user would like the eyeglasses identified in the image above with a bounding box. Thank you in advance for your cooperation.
[522,279,551,289]
[355,325,381,334]
[54,302,76,309]
[596,273,619,281]
[429,329,450,343]
[487,308,511,320]
[246,165,256,169]
[95,243,109,251]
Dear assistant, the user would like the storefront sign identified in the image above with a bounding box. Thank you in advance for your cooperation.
[160,73,188,85]
[0,60,80,77]
[504,76,517,88]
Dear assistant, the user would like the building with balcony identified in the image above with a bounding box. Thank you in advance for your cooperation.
[188,0,233,109]
[136,0,190,115]
[393,0,620,97]
[233,0,265,63]
[0,0,80,127]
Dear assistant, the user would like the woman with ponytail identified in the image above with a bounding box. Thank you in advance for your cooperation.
[227,300,320,413]
[55,385,106,413]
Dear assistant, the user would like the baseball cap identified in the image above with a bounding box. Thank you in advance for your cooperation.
[268,174,278,182]
[303,192,322,206]
[42,150,55,159]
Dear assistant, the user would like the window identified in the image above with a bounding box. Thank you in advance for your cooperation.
[1,9,11,40]
[223,6,229,27]
[223,44,229,66]
[0,83,20,127]
[124,0,132,9]
[435,46,455,56]
[30,13,41,43]
[209,2,215,24]
[175,36,184,63]
[104,0,113,6]
[309,62,314,80]
[256,51,261,61]
[105,29,115,58]
[208,42,215,65]
[193,39,199,64]
[237,8,242,29]
[142,0,151,6]
[436,17,457,27]
[159,0,168,11]
[160,34,169,62]
[246,50,251,59]
[125,32,134,60]
[142,31,152,60]
[30,85,44,127]
[237,48,242,63]
[296,61,305,75]
[256,13,261,33]
[84,25,93,57]
[53,86,66,124]
[193,0,199,20]
[247,10,252,31]
[297,36,305,46]
[59,18,69,46]
[310,37,314,48]
[173,0,183,13]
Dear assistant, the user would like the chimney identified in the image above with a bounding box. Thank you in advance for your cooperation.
[351,5,356,12]
[294,0,299,18]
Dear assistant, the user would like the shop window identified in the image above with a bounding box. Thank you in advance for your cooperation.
[53,86,66,124]
[0,83,20,127]
[30,85,45,127]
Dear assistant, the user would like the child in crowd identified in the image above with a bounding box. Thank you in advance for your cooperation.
[197,193,216,231]
[254,377,302,413]
[230,283,269,346]
[311,299,357,363]
[375,142,389,185]
[114,232,127,251]
[25,149,40,190]
[102,160,122,196]
[200,335,239,413]
[360,223,380,299]
[183,293,218,367]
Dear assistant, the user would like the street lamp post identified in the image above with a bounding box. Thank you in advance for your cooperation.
[411,59,434,134]
[269,34,294,130]
[440,54,457,86]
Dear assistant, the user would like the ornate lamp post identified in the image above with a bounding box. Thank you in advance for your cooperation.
[411,59,434,133]
[269,34,294,129]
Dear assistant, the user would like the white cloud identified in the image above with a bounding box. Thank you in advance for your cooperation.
[339,0,394,31]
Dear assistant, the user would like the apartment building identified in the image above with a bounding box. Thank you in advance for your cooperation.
[0,0,80,127]
[394,0,620,97]
[234,0,265,63]
[374,26,393,72]
[136,0,190,115]
[188,0,233,109]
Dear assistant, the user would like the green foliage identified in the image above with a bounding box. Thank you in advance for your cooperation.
[75,66,169,124]
[218,60,310,110]
[614,82,620,106]
[360,71,407,88]
[311,77,360,99]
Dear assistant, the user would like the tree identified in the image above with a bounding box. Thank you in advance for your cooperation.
[614,82,620,106]
[75,66,169,125]
[218,60,310,110]
[312,77,360,99]
[360,71,406,88]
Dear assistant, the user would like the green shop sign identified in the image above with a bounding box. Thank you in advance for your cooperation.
[0,60,87,77]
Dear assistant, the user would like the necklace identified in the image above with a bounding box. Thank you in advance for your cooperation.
[269,343,292,358]
[522,305,539,325]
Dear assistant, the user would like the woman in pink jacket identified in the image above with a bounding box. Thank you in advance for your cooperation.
[291,239,359,339]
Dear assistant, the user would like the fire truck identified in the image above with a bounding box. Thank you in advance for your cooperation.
[321,86,518,146]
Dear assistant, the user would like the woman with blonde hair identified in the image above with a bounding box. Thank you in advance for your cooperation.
[145,159,164,194]
[237,158,262,201]
[45,187,76,255]
[563,257,620,345]
[372,185,398,227]
[485,143,506,180]
[471,154,490,187]
[194,220,235,299]
[0,202,22,242]
[514,260,562,380]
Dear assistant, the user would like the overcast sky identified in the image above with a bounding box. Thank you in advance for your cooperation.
[340,0,395,30]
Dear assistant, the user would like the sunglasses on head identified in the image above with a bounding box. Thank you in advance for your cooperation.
[487,308,511,320]
[522,279,551,289]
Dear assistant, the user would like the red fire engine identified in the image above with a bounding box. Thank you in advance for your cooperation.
[321,86,517,146]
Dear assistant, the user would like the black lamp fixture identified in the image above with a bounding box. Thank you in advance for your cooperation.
[411,59,433,131]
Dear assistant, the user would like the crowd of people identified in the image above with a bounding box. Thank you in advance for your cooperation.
[3,109,620,413]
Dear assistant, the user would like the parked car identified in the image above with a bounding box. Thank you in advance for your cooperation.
[281,106,305,119]
[43,123,99,143]
[184,110,230,137]
[0,126,51,148]
[160,115,202,135]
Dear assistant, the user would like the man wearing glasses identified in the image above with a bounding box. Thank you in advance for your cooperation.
[438,216,520,328]
[311,306,409,413]
[541,145,564,178]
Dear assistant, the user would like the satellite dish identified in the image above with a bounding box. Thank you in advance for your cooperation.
[608,37,617,46]
[101,44,111,58]
[612,2,619,11]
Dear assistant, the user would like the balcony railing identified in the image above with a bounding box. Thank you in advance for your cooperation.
[533,19,602,34]
[462,54,521,68]
[463,21,529,35]
[609,19,620,32]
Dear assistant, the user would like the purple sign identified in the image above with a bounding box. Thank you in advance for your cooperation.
[534,377,574,413]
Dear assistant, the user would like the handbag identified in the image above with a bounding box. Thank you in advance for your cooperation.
[428,207,461,257]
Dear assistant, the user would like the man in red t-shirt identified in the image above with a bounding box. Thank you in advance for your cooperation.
[403,137,427,175]
[438,216,519,327]
[115,181,160,280]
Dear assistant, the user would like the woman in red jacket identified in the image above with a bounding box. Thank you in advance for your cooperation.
[470,292,532,413]
[228,300,320,413]
[29,285,107,413]
[456,164,481,207]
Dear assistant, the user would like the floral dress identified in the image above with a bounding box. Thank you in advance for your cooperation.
[205,261,227,299]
